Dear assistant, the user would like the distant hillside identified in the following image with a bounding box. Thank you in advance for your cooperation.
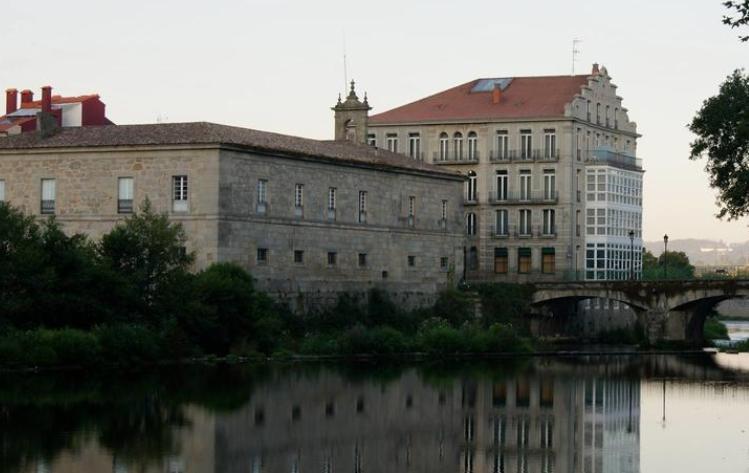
[644,239,749,266]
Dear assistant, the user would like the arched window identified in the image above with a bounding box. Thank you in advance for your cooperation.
[596,103,601,125]
[466,170,478,202]
[453,132,464,160]
[466,212,477,236]
[439,132,449,161]
[614,108,619,129]
[605,105,610,127]
[467,131,478,160]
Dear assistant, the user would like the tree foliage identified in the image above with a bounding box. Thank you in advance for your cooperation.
[724,1,749,41]
[689,70,749,220]
[642,249,695,280]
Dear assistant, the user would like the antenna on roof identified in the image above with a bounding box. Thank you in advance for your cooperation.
[572,38,582,75]
[343,29,349,96]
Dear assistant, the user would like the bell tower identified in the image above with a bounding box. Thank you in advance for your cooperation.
[332,80,371,144]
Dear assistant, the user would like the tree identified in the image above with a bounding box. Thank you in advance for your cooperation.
[724,1,749,41]
[642,249,695,280]
[689,70,749,220]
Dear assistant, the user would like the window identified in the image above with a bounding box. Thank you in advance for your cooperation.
[542,248,556,274]
[440,256,449,269]
[520,130,532,159]
[467,172,477,202]
[386,133,398,153]
[257,179,268,214]
[408,195,415,217]
[408,255,416,267]
[0,179,5,202]
[494,248,508,274]
[466,212,477,236]
[118,177,134,214]
[453,132,463,160]
[519,171,531,201]
[495,170,508,201]
[358,191,367,223]
[367,134,376,147]
[543,209,556,235]
[41,178,56,214]
[519,209,531,236]
[605,105,610,127]
[596,103,601,124]
[543,170,556,200]
[439,132,449,160]
[172,175,188,212]
[294,250,304,264]
[518,248,532,274]
[614,107,619,129]
[294,184,304,208]
[327,252,337,266]
[441,200,448,220]
[586,100,592,121]
[544,129,556,158]
[495,130,509,160]
[358,253,367,267]
[408,133,421,159]
[467,131,478,160]
[257,248,268,265]
[495,209,508,236]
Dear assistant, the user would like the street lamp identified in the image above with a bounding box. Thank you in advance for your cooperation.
[629,230,635,280]
[663,234,669,279]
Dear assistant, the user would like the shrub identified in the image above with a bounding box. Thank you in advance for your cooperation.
[417,319,466,355]
[95,324,161,364]
[299,334,340,355]
[704,318,729,340]
[431,289,476,328]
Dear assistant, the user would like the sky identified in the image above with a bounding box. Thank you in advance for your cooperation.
[2,0,748,242]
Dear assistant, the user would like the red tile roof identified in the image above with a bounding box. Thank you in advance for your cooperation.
[370,75,591,124]
[19,94,99,109]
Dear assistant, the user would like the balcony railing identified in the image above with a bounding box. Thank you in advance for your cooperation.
[585,149,642,170]
[485,224,557,239]
[433,151,480,164]
[488,190,559,204]
[489,149,559,163]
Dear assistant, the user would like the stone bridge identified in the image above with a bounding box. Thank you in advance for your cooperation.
[530,280,749,344]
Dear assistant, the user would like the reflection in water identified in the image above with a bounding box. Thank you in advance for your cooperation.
[5,354,748,473]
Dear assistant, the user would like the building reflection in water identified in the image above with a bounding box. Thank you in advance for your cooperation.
[216,369,640,473]
[15,364,641,473]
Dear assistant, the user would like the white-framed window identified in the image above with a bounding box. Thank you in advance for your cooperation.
[453,132,464,160]
[519,209,532,235]
[408,195,415,217]
[496,170,508,201]
[543,209,556,235]
[358,191,367,223]
[467,172,478,202]
[328,187,336,210]
[520,130,532,160]
[0,179,5,202]
[408,133,421,159]
[466,212,477,236]
[467,131,478,160]
[441,200,448,220]
[386,133,398,153]
[172,175,188,212]
[257,179,268,204]
[519,171,531,201]
[118,177,134,214]
[544,129,556,158]
[40,178,56,214]
[294,183,304,208]
[543,170,556,200]
[496,209,509,236]
[439,132,449,160]
[496,131,509,160]
[367,134,376,147]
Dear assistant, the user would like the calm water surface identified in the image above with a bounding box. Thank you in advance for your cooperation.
[3,354,749,473]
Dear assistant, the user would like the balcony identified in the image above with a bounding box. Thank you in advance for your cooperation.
[432,151,480,164]
[489,224,510,238]
[489,149,559,163]
[488,190,559,205]
[585,149,642,170]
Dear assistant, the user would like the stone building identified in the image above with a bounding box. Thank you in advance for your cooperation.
[367,64,643,283]
[0,106,465,310]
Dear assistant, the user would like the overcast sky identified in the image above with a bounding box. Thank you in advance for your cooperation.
[2,0,748,242]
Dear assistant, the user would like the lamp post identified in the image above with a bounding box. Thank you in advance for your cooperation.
[663,234,669,280]
[629,230,635,280]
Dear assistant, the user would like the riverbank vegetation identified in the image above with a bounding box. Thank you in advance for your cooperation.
[0,202,532,368]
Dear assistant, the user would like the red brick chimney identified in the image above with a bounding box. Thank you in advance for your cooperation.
[20,89,33,106]
[492,83,502,104]
[5,88,17,114]
[41,86,52,113]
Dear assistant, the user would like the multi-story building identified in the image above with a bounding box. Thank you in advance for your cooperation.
[1,86,113,136]
[0,85,465,310]
[368,64,643,282]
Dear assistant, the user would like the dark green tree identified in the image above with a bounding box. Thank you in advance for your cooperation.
[642,249,695,280]
[689,70,749,220]
[724,1,749,41]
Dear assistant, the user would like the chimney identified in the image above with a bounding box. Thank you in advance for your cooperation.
[41,86,52,113]
[492,84,502,104]
[5,88,17,114]
[20,89,33,105]
[592,63,600,75]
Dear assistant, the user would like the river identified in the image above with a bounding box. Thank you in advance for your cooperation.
[3,354,749,473]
